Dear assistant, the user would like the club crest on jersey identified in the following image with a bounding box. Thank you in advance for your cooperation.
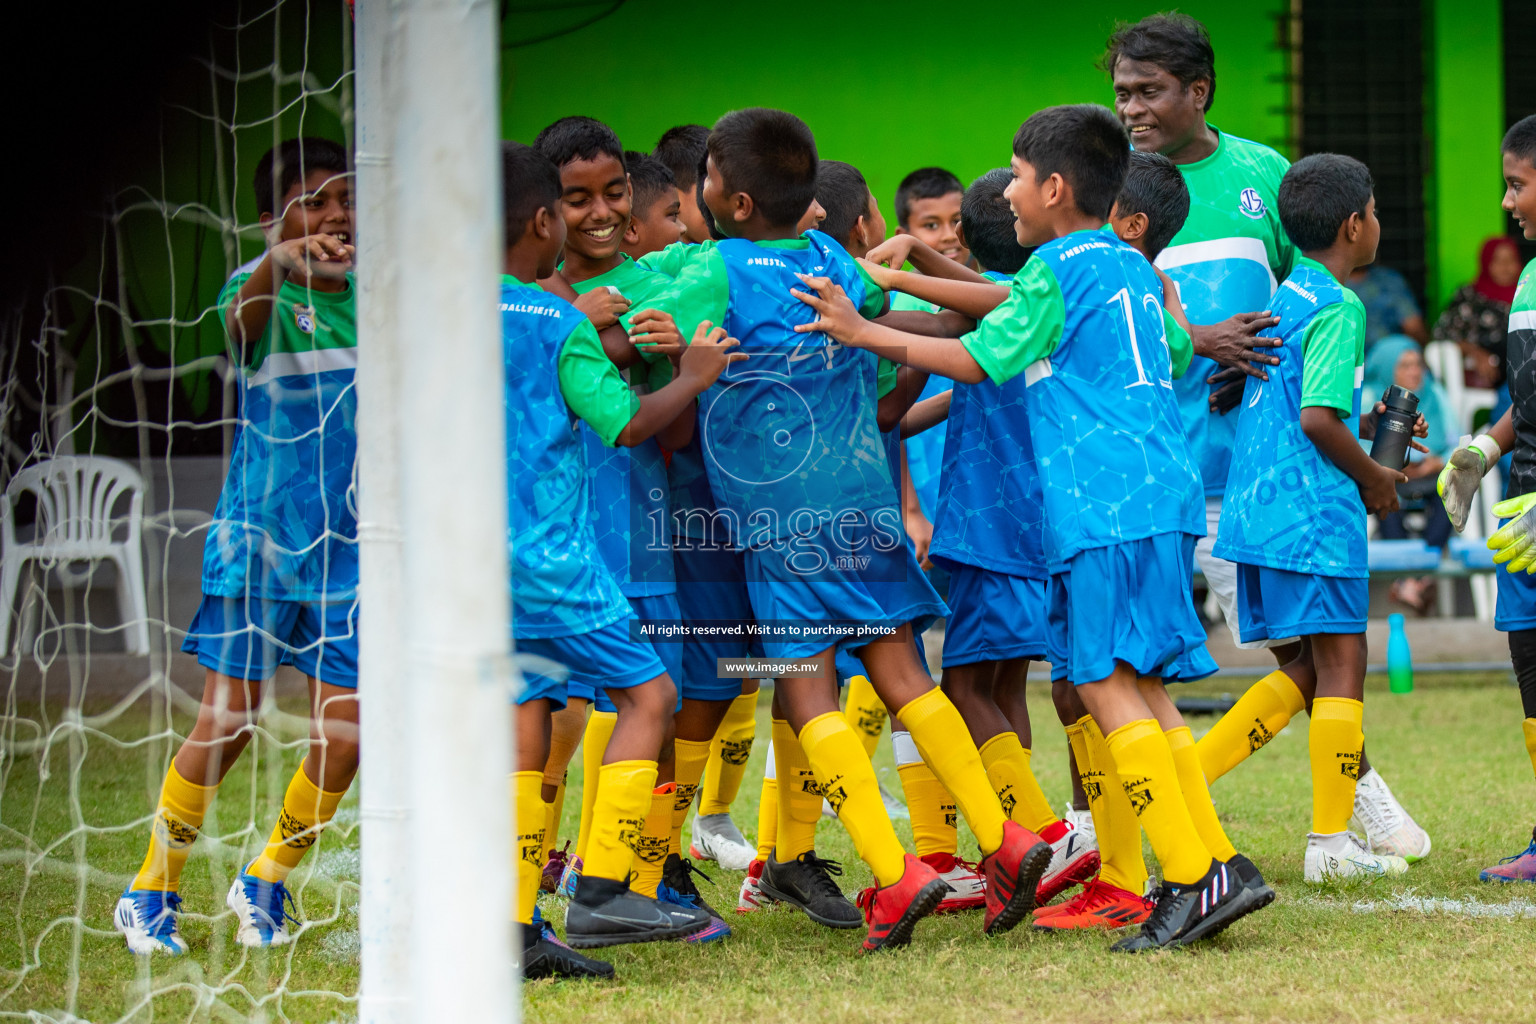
[1238,188,1267,219]
[292,304,317,334]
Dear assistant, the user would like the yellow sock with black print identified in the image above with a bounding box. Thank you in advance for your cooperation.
[247,765,347,884]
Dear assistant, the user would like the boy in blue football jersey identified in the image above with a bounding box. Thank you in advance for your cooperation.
[798,104,1271,951]
[671,108,1050,951]
[114,138,363,956]
[1214,154,1413,883]
[498,142,745,965]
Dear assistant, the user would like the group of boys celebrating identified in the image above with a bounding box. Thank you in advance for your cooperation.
[109,10,1536,987]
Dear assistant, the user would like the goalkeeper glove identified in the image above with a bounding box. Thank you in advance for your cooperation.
[1438,433,1501,533]
[1489,491,1536,573]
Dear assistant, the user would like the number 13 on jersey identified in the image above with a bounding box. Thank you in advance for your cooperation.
[1108,286,1173,391]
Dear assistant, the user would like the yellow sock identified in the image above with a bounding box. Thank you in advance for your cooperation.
[977,731,1059,834]
[1081,716,1147,896]
[896,687,1005,854]
[844,674,888,759]
[511,771,544,924]
[896,759,957,857]
[584,759,658,884]
[1196,669,1306,784]
[1165,726,1237,862]
[773,719,821,862]
[671,738,711,855]
[1309,697,1364,835]
[1524,719,1536,778]
[1105,719,1210,886]
[247,765,347,884]
[132,762,218,892]
[699,691,757,814]
[631,783,674,898]
[574,710,617,862]
[799,712,906,886]
[755,763,778,863]
[543,782,566,860]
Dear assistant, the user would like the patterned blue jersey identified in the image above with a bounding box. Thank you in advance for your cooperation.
[929,271,1047,579]
[502,281,631,638]
[698,231,897,544]
[1214,259,1368,578]
[1154,131,1295,496]
[203,269,358,601]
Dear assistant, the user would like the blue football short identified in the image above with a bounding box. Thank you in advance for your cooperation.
[673,545,755,702]
[1047,533,1206,686]
[518,609,669,711]
[1235,563,1367,643]
[1495,563,1536,631]
[743,519,948,660]
[941,564,1048,668]
[562,595,682,712]
[182,592,358,688]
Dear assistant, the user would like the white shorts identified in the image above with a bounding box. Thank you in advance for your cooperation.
[1194,495,1298,651]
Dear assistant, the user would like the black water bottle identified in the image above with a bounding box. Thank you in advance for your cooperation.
[1369,384,1419,470]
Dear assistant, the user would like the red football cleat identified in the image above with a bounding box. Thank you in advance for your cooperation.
[1032,877,1153,931]
[854,854,948,952]
[1035,819,1101,905]
[979,820,1052,936]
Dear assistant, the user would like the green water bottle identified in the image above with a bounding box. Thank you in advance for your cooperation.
[1387,613,1413,694]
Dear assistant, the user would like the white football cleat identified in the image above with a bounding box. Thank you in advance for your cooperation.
[690,813,757,871]
[1036,821,1100,903]
[1304,830,1409,883]
[226,868,296,947]
[1350,769,1431,862]
[1064,804,1096,847]
[919,852,986,913]
[114,888,188,955]
[736,859,772,913]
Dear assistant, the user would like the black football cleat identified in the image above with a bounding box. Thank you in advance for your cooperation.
[518,916,614,980]
[1110,859,1259,952]
[1226,853,1276,913]
[564,875,710,949]
[759,851,863,929]
[661,853,724,920]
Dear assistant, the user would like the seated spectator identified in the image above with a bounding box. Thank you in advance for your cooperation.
[1366,335,1457,613]
[1432,235,1523,389]
[1347,262,1429,347]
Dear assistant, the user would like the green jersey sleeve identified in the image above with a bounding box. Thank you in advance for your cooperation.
[876,357,899,398]
[557,318,640,446]
[853,260,888,320]
[638,241,692,278]
[1164,309,1193,380]
[959,257,1065,384]
[667,247,731,348]
[1299,299,1365,414]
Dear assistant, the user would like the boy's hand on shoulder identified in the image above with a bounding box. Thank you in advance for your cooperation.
[270,233,354,284]
[573,286,631,329]
[677,321,746,389]
[856,257,902,292]
[791,273,867,346]
[1359,461,1408,517]
[1193,311,1282,379]
[628,308,683,358]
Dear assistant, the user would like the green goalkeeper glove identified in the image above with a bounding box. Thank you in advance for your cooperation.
[1438,433,1500,533]
[1489,491,1536,573]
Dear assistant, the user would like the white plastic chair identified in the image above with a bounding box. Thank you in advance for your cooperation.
[0,456,150,655]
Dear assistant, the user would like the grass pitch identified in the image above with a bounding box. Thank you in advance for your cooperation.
[3,669,1536,1023]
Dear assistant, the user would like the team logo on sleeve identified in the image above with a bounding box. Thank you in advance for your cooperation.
[1238,188,1267,219]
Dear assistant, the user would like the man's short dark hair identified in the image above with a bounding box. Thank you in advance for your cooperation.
[1100,12,1217,113]
[1116,151,1191,259]
[1503,114,1536,168]
[1012,105,1130,222]
[624,150,677,216]
[708,108,818,227]
[532,115,625,170]
[961,169,1032,275]
[254,137,349,218]
[815,160,872,246]
[894,166,963,228]
[502,141,561,242]
[1278,153,1374,252]
[654,124,710,190]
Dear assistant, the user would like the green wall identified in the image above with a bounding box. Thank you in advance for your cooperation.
[1428,0,1506,309]
[503,0,1291,231]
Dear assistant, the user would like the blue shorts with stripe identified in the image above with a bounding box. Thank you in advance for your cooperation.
[1235,563,1367,643]
[183,592,358,688]
[523,598,673,711]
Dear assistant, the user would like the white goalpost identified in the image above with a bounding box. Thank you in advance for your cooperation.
[356,1,516,1020]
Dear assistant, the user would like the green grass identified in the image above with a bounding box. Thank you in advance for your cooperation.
[4,671,1536,1023]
